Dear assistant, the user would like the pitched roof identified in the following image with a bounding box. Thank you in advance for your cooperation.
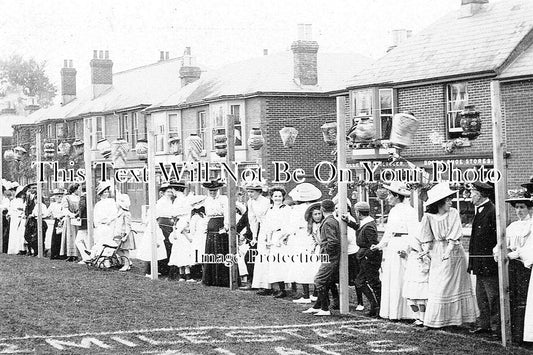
[346,0,533,88]
[27,57,194,122]
[150,51,372,110]
[499,42,533,80]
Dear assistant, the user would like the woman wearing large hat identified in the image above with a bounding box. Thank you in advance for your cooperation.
[60,183,81,262]
[48,188,66,259]
[7,185,28,254]
[155,181,178,276]
[202,179,230,287]
[370,181,417,320]
[419,182,478,328]
[495,189,533,343]
[286,183,322,295]
[92,181,117,254]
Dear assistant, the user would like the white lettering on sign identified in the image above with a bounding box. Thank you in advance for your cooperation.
[45,337,111,350]
[214,349,238,355]
[268,329,307,339]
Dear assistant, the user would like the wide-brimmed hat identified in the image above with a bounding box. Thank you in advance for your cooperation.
[189,194,207,208]
[505,189,533,207]
[168,179,187,190]
[116,193,131,210]
[96,181,111,195]
[289,183,322,202]
[14,186,26,198]
[159,182,174,192]
[244,181,265,191]
[521,177,533,193]
[203,179,225,190]
[471,181,493,193]
[425,182,457,207]
[382,181,411,197]
[304,202,322,221]
[50,188,65,196]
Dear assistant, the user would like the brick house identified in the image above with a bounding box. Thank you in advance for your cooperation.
[334,0,533,228]
[145,25,372,195]
[13,50,202,220]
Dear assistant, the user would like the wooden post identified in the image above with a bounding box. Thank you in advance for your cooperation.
[147,114,159,280]
[490,80,511,346]
[226,114,238,290]
[36,130,44,258]
[83,118,95,248]
[0,137,3,253]
[336,96,349,314]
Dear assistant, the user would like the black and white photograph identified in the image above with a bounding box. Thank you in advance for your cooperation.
[1,0,533,353]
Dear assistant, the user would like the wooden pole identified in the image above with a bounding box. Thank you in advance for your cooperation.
[490,80,511,346]
[83,118,95,248]
[226,114,238,290]
[36,130,44,258]
[336,96,349,314]
[0,137,3,253]
[147,114,159,280]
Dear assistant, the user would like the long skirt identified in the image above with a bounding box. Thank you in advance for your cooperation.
[60,217,78,257]
[508,259,531,343]
[423,241,479,328]
[251,239,270,289]
[7,216,25,254]
[50,219,64,259]
[379,236,414,320]
[524,271,533,342]
[157,217,174,276]
[202,217,229,287]
[2,212,9,253]
[287,229,317,284]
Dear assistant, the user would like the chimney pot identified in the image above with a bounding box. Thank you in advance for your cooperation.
[105,50,109,59]
[263,49,268,56]
[64,59,68,67]
[93,50,98,59]
[160,51,165,61]
[459,0,488,17]
[297,24,313,41]
[291,24,319,86]
[166,51,169,60]
[69,59,73,68]
[185,47,191,56]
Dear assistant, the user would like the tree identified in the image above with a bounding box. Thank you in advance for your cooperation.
[0,55,57,108]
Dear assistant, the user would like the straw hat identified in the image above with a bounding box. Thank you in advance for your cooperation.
[289,183,322,202]
[382,181,410,197]
[304,202,322,222]
[505,189,533,207]
[424,182,457,207]
[116,193,131,211]
[244,181,265,191]
[50,188,65,196]
[471,181,493,193]
[202,179,225,190]
[189,194,207,208]
[96,181,111,196]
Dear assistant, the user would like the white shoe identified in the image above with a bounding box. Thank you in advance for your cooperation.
[186,279,196,283]
[178,278,186,282]
[310,295,318,302]
[78,260,87,265]
[355,305,365,311]
[145,274,151,278]
[119,265,130,272]
[302,307,320,314]
[413,319,424,326]
[293,297,312,304]
[314,310,331,316]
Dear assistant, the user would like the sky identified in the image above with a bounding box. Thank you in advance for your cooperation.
[0,0,465,98]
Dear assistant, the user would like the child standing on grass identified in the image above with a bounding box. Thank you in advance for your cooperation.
[403,234,431,326]
[189,196,208,282]
[168,216,195,282]
[114,193,135,271]
[137,207,168,277]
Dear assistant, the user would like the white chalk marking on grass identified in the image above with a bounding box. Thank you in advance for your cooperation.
[0,320,370,341]
[45,337,112,351]
[110,336,137,347]
[224,331,285,342]
[137,335,184,345]
[367,340,419,353]
[178,331,224,344]
[0,343,33,354]
[269,329,307,339]
[274,347,314,355]
[307,342,353,355]
[214,348,238,355]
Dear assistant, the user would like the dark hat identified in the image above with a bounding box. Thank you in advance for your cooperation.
[159,182,174,192]
[202,179,225,190]
[521,176,533,193]
[321,199,336,212]
[168,179,187,189]
[304,202,322,221]
[471,181,493,192]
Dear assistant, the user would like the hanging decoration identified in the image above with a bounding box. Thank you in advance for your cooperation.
[111,138,130,165]
[96,138,112,159]
[135,139,148,160]
[29,145,36,157]
[168,137,182,155]
[72,140,84,158]
[347,117,375,144]
[184,134,203,161]
[214,129,228,158]
[3,149,15,162]
[279,126,298,148]
[459,105,481,139]
[320,122,337,146]
[13,146,27,161]
[57,141,71,156]
[247,128,265,150]
[43,142,55,159]
[389,112,419,149]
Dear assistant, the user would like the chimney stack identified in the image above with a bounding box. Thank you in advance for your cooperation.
[291,24,319,86]
[90,49,113,99]
[179,47,201,87]
[160,51,165,61]
[263,49,269,56]
[60,59,77,106]
[387,29,412,52]
[459,0,488,18]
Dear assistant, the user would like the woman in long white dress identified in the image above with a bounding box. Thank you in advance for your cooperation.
[420,182,479,328]
[371,181,416,320]
[90,182,117,258]
[7,186,27,255]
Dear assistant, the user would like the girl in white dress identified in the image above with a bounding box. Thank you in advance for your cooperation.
[136,206,168,277]
[371,181,416,320]
[168,216,195,281]
[403,233,430,326]
[189,195,208,273]
[7,186,27,255]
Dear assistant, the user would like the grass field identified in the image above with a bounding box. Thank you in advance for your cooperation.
[0,254,531,355]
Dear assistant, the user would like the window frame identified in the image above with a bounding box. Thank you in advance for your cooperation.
[446,82,469,136]
[378,88,394,140]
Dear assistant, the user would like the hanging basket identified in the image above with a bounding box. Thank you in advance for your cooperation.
[57,141,71,156]
[214,130,228,158]
[460,105,481,139]
[13,146,27,161]
[111,138,130,165]
[168,137,182,155]
[349,117,375,142]
[135,139,148,160]
[43,142,55,160]
[279,126,298,148]
[320,122,337,146]
[3,149,15,162]
[184,134,203,161]
[72,139,84,158]
[389,112,419,149]
[247,128,265,150]
[96,138,112,159]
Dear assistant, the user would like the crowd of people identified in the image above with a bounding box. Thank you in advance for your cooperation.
[2,176,533,345]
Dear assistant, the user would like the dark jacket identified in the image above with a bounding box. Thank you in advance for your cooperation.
[77,195,87,230]
[319,214,341,261]
[468,200,498,276]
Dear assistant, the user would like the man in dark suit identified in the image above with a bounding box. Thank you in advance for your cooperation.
[303,199,340,316]
[468,181,499,335]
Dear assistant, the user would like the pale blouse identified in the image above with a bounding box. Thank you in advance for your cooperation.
[93,198,117,226]
[261,204,288,244]
[155,196,176,218]
[506,217,531,250]
[47,201,64,219]
[247,195,271,239]
[8,198,25,218]
[173,192,191,217]
[204,194,228,228]
[378,201,418,249]
[61,194,79,218]
[419,208,462,244]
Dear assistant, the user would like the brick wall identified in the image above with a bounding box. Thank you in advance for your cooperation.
[90,59,113,85]
[263,96,337,195]
[398,78,494,159]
